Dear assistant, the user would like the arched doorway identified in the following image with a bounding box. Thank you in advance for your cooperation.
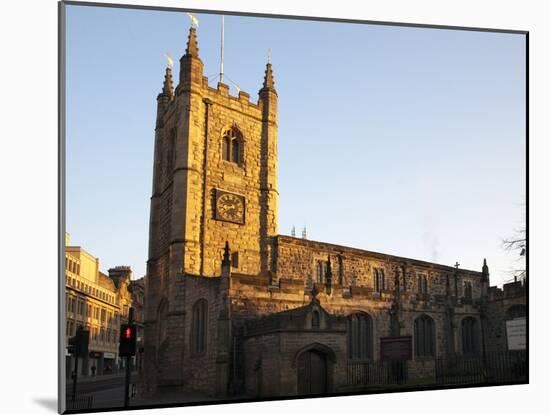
[297,349,328,395]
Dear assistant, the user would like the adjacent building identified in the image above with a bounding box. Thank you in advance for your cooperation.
[130,276,146,372]
[65,234,145,378]
[485,277,527,353]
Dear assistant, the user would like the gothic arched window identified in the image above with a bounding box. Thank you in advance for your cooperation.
[414,314,435,358]
[316,260,325,283]
[418,275,428,294]
[461,317,479,356]
[191,299,208,355]
[347,313,373,361]
[374,268,385,292]
[222,135,231,161]
[222,127,242,164]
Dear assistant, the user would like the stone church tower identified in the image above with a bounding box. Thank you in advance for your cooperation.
[144,27,278,393]
[148,27,277,279]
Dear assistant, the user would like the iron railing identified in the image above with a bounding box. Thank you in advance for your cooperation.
[347,351,526,388]
[66,394,94,411]
[435,350,527,385]
[347,360,407,387]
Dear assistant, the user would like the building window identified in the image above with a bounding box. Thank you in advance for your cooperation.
[221,127,242,164]
[231,252,239,268]
[315,260,326,283]
[463,281,473,301]
[374,268,385,292]
[222,135,230,161]
[461,317,479,356]
[347,313,373,361]
[414,314,435,358]
[418,275,428,294]
[68,297,75,313]
[191,299,208,355]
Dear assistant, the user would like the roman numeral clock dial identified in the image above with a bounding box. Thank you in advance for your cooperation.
[215,190,245,224]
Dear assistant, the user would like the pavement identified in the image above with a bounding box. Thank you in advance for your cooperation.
[65,372,220,410]
[66,371,139,410]
[70,371,127,383]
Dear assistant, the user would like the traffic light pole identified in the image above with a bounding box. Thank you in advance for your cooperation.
[124,308,134,408]
[72,355,79,402]
[124,355,131,407]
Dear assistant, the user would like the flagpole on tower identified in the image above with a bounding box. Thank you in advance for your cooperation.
[220,16,225,83]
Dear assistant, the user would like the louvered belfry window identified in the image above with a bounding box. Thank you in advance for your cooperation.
[222,127,242,164]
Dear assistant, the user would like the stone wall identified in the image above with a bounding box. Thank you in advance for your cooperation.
[180,275,226,395]
[273,235,483,302]
[485,281,527,353]
[242,301,347,397]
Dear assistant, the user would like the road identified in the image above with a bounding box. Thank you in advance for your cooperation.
[66,372,139,410]
[67,372,138,395]
[65,372,217,410]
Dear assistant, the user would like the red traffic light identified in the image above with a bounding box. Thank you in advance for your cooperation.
[119,323,137,357]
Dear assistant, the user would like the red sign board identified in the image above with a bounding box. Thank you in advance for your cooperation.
[380,336,412,361]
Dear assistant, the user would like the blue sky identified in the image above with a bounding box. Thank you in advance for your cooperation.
[65,5,526,286]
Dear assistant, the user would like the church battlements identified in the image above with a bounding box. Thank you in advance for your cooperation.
[275,234,484,277]
[158,74,263,122]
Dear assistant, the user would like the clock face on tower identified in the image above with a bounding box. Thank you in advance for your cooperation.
[215,190,245,224]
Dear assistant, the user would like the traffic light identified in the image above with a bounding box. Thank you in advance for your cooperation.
[68,327,89,357]
[119,323,137,357]
[68,335,76,356]
[78,328,89,357]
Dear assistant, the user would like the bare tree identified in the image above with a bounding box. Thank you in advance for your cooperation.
[502,227,526,281]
